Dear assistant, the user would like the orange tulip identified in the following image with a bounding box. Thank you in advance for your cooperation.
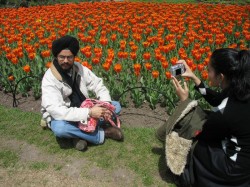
[194,53,202,61]
[131,45,138,52]
[95,52,102,58]
[228,43,237,49]
[120,44,126,51]
[133,33,141,41]
[142,41,150,48]
[130,52,137,60]
[87,64,93,70]
[165,34,175,41]
[0,38,5,45]
[23,65,31,73]
[45,61,52,68]
[152,70,159,79]
[114,63,122,73]
[81,61,89,67]
[120,40,126,46]
[17,51,24,58]
[129,41,135,47]
[94,48,102,54]
[28,53,35,60]
[144,62,152,71]
[155,52,162,61]
[143,52,151,60]
[201,70,208,80]
[74,57,81,62]
[102,62,111,71]
[134,63,141,72]
[177,34,182,40]
[194,43,200,50]
[197,64,204,71]
[183,39,190,47]
[8,75,15,81]
[84,51,92,58]
[190,64,197,71]
[123,32,129,39]
[186,59,194,67]
[165,71,171,79]
[111,34,116,41]
[170,57,178,65]
[99,37,108,46]
[161,61,169,69]
[41,50,50,58]
[208,38,214,44]
[92,57,100,65]
[105,58,113,65]
[11,57,18,65]
[6,53,14,60]
[180,53,187,60]
[203,58,210,66]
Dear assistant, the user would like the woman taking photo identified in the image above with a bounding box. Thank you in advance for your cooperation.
[168,48,250,186]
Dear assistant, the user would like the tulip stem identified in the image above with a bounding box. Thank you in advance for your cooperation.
[8,75,40,107]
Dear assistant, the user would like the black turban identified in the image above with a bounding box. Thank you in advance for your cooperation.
[52,35,79,57]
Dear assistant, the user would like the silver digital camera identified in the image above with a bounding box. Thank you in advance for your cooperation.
[170,64,185,77]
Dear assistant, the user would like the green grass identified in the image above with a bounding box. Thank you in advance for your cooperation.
[0,150,19,168]
[29,162,49,170]
[0,105,170,186]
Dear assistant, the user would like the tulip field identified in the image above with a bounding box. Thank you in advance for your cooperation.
[0,1,249,112]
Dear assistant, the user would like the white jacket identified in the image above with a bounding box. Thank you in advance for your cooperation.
[41,62,111,126]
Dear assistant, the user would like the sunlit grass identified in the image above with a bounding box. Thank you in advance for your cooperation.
[0,150,19,168]
[0,105,171,186]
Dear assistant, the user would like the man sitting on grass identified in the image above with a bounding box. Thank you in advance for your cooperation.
[41,35,123,151]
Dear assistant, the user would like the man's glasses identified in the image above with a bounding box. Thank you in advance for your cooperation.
[57,55,74,61]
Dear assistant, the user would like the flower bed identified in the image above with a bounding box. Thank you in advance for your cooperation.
[0,2,249,112]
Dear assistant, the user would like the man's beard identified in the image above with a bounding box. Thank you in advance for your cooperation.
[60,63,73,73]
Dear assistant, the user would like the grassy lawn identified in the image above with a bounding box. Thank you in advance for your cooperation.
[0,105,173,186]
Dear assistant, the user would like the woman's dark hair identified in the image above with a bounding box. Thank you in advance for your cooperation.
[210,48,250,101]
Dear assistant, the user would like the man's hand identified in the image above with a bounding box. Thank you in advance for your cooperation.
[171,76,189,101]
[89,104,112,119]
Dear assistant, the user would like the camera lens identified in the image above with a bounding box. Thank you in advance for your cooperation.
[176,68,182,75]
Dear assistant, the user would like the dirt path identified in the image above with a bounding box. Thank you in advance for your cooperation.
[0,137,142,187]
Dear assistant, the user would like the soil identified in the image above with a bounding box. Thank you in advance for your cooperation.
[0,90,173,187]
[0,91,169,128]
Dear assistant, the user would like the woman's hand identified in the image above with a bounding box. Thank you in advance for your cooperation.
[172,76,189,101]
[176,60,201,86]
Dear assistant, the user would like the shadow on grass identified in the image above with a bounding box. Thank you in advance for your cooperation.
[152,146,179,186]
